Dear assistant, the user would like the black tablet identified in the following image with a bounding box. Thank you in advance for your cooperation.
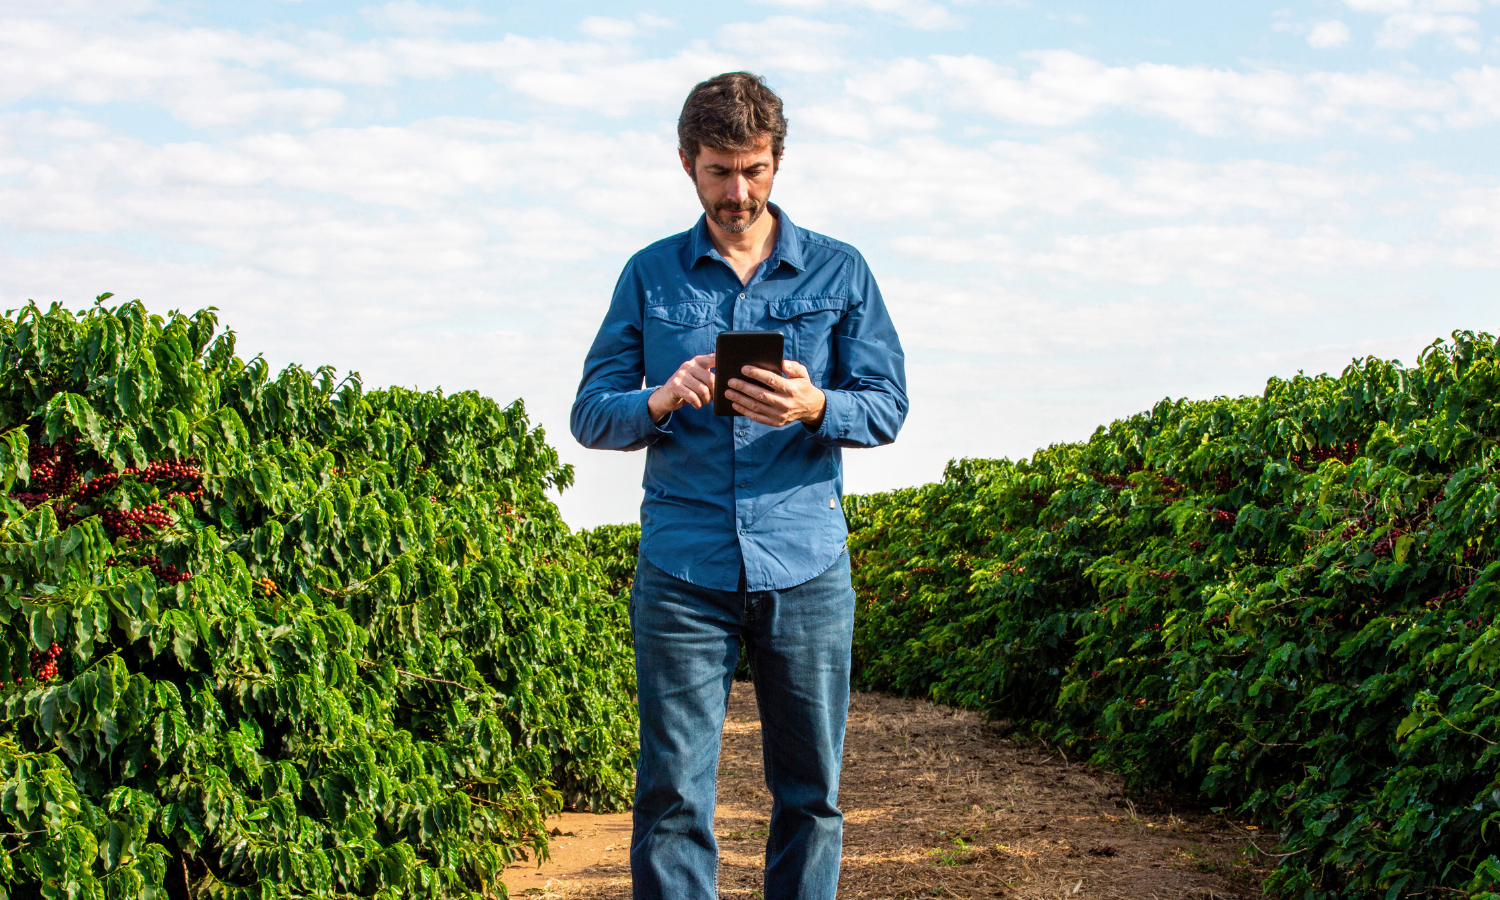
[713,331,784,416]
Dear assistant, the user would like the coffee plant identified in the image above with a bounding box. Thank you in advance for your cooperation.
[0,297,636,900]
[576,525,640,610]
[844,329,1500,898]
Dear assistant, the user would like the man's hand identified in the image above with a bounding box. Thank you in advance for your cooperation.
[725,360,826,429]
[648,353,715,423]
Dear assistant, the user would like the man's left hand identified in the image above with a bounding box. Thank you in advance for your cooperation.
[726,360,826,429]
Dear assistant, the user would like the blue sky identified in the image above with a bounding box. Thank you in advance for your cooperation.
[3,0,1498,526]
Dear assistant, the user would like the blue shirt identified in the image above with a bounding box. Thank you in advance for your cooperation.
[571,205,908,592]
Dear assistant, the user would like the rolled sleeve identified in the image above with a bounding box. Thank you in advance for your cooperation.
[571,262,672,452]
[810,389,851,444]
[809,252,908,448]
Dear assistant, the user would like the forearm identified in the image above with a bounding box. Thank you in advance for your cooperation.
[810,384,906,448]
[571,387,668,451]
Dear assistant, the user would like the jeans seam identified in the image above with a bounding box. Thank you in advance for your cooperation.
[751,671,782,869]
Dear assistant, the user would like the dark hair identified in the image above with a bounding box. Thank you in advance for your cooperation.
[678,72,787,165]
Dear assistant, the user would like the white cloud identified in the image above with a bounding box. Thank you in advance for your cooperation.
[0,19,345,127]
[1340,0,1493,51]
[1047,12,1092,27]
[795,97,940,140]
[0,0,156,17]
[361,2,492,34]
[925,52,1324,136]
[752,0,958,30]
[844,50,1500,138]
[715,17,849,74]
[1450,64,1500,124]
[579,13,674,41]
[1308,20,1354,47]
[580,16,641,41]
[1342,0,1482,12]
[1376,12,1481,49]
[892,219,1494,289]
[7,9,1500,136]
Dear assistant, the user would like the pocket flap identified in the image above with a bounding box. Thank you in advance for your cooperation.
[646,302,715,327]
[769,296,844,320]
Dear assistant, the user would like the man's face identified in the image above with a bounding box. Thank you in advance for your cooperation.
[681,138,778,234]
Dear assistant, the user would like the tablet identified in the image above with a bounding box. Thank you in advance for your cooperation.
[714,331,784,416]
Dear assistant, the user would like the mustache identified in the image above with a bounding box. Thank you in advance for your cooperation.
[714,200,761,213]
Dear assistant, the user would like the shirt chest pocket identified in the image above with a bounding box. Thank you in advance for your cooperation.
[768,296,844,384]
[645,303,717,377]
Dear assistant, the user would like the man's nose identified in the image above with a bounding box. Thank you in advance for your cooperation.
[727,175,750,202]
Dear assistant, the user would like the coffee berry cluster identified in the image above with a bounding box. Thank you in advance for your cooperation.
[28,642,63,682]
[11,438,82,510]
[1290,440,1362,470]
[100,504,174,541]
[7,439,203,539]
[106,554,192,585]
[1372,529,1407,558]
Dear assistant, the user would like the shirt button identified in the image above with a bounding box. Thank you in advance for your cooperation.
[738,293,746,300]
[739,528,747,535]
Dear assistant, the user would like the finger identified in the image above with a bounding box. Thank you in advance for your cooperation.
[682,372,712,400]
[686,370,715,405]
[734,371,781,398]
[725,389,769,415]
[747,385,797,417]
[732,403,778,426]
[674,383,704,409]
[726,378,765,402]
[743,365,787,393]
[733,380,794,413]
[782,359,809,379]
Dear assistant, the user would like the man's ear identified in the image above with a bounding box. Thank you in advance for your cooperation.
[679,149,695,181]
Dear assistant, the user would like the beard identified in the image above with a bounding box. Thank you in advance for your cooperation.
[696,185,768,234]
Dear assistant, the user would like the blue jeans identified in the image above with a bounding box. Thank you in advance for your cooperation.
[629,551,856,900]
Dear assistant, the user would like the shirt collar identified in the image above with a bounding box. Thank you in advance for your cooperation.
[687,202,806,275]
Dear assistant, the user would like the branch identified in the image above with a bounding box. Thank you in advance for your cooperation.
[1223,818,1305,859]
[357,659,491,696]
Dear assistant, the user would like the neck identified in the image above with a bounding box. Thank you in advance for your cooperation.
[706,205,778,264]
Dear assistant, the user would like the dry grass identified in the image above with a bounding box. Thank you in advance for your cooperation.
[504,683,1274,898]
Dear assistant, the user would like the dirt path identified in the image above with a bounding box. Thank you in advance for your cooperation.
[504,683,1271,898]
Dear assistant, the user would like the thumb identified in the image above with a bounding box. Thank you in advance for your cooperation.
[783,359,810,379]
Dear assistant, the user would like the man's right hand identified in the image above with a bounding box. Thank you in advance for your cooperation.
[648,353,716,423]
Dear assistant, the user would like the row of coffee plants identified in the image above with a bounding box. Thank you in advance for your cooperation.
[845,330,1500,898]
[0,298,636,899]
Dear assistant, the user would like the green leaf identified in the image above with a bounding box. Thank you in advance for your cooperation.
[1393,533,1416,565]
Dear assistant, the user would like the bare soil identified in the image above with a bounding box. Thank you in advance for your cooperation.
[504,683,1274,898]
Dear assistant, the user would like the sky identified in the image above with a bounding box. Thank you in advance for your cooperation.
[3,0,1498,528]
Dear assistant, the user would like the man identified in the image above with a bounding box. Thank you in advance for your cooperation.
[570,72,907,900]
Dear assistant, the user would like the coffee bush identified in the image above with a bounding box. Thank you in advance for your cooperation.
[0,297,636,900]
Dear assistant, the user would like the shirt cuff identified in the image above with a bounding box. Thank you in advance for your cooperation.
[637,388,673,439]
[808,389,848,445]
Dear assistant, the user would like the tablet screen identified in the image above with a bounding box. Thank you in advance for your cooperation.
[713,331,784,416]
